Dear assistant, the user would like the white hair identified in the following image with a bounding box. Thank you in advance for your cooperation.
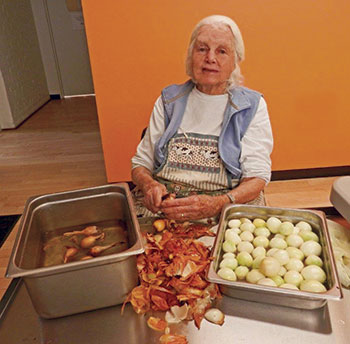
[185,15,245,89]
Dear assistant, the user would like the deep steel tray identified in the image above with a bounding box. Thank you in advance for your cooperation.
[207,205,342,309]
[6,184,144,318]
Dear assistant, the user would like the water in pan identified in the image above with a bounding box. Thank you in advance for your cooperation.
[40,219,129,267]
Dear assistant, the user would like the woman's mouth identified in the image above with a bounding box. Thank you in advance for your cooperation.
[202,68,219,73]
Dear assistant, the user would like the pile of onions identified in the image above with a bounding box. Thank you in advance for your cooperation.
[218,216,327,293]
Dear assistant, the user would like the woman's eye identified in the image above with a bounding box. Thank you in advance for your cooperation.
[219,49,227,54]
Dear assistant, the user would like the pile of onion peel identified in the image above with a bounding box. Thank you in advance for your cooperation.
[122,219,224,343]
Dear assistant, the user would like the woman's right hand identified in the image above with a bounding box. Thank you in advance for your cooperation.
[132,166,167,214]
[141,180,167,213]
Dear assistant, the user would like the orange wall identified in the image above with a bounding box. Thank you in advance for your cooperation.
[82,0,350,182]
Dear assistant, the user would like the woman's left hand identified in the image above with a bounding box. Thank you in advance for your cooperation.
[160,194,228,221]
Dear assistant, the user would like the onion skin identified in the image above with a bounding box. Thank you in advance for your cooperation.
[147,316,168,332]
[204,308,225,326]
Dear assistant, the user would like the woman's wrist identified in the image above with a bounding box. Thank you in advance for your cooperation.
[214,194,232,214]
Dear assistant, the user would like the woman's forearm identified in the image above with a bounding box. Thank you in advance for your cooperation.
[131,166,156,192]
[221,177,266,205]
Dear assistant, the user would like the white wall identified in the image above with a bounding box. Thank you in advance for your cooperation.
[0,70,11,130]
[0,0,49,129]
[30,0,62,95]
[46,0,94,96]
[30,0,94,97]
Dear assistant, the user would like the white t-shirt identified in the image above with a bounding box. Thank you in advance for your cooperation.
[131,87,273,183]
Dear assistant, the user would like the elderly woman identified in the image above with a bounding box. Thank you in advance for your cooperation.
[131,15,273,221]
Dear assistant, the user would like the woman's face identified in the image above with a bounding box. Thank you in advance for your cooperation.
[191,24,236,95]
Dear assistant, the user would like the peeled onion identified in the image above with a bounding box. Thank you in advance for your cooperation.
[272,249,290,265]
[280,283,299,290]
[237,251,253,267]
[278,266,287,277]
[305,254,323,267]
[204,308,225,326]
[218,267,237,281]
[223,252,236,259]
[240,222,255,233]
[222,240,236,253]
[231,227,241,234]
[284,270,303,287]
[252,255,265,269]
[254,227,270,237]
[253,218,266,228]
[235,266,249,280]
[296,221,312,231]
[237,241,254,254]
[266,217,282,233]
[240,218,252,224]
[279,222,294,236]
[300,280,326,293]
[259,257,281,277]
[285,258,304,272]
[267,248,279,257]
[240,231,254,242]
[271,275,284,286]
[270,237,287,250]
[257,278,277,287]
[253,236,269,248]
[300,241,322,257]
[220,258,238,270]
[225,230,241,245]
[286,234,304,248]
[246,269,265,283]
[286,247,305,260]
[252,246,266,259]
[228,219,241,228]
[299,230,319,242]
[301,265,326,283]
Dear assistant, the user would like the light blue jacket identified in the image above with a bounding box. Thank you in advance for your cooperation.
[154,80,262,180]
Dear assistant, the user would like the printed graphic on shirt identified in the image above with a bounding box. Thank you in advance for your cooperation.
[168,136,220,173]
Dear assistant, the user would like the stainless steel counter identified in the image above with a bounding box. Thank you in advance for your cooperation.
[0,278,349,344]
[1,218,349,344]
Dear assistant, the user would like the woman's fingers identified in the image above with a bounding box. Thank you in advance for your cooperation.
[160,194,227,220]
[143,182,167,213]
[160,195,209,219]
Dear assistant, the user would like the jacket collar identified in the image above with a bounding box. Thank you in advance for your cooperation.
[163,80,252,111]
[228,87,252,111]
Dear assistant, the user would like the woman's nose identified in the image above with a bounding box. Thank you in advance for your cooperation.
[206,50,216,63]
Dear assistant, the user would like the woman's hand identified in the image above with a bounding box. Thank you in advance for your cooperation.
[132,166,167,214]
[159,177,266,221]
[160,194,228,221]
[141,180,167,213]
